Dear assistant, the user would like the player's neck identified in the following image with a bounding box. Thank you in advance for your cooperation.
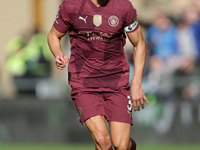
[90,0,107,7]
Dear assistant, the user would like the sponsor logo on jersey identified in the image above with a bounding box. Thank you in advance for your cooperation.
[78,31,115,41]
[93,15,102,27]
[124,20,138,32]
[79,16,88,23]
[108,15,119,27]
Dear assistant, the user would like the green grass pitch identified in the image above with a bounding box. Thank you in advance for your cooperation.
[0,144,200,150]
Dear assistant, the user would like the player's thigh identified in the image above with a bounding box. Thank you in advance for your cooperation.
[85,115,111,142]
[71,91,105,124]
[109,121,131,148]
[104,88,133,124]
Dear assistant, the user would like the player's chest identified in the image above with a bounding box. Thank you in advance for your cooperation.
[71,12,123,33]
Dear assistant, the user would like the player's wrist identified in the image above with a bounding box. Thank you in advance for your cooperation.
[131,78,142,86]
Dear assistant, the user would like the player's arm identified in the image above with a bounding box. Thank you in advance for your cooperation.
[48,26,68,70]
[127,26,149,111]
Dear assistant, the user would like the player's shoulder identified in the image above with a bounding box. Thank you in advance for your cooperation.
[60,0,81,12]
[112,0,133,7]
[116,0,132,4]
[111,0,135,12]
[62,0,84,5]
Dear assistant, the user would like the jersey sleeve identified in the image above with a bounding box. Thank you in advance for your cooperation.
[53,3,71,33]
[124,2,139,33]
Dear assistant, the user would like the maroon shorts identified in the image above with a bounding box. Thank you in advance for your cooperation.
[71,87,133,124]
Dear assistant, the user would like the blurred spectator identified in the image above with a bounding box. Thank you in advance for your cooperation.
[176,7,199,73]
[144,8,179,100]
[192,0,200,63]
[5,28,53,93]
[174,6,200,101]
[147,8,180,73]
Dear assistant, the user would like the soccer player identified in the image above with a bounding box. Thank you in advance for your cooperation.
[48,0,149,149]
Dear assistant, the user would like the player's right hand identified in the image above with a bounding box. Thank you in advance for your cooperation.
[130,84,149,111]
[55,53,69,70]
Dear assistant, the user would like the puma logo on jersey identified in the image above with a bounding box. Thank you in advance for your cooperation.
[79,16,88,23]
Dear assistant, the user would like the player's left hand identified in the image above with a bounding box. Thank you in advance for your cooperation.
[130,84,149,111]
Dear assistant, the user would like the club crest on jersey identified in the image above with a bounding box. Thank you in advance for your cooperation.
[108,15,119,27]
[93,15,102,27]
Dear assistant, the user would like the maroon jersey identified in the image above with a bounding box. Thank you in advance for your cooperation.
[53,0,139,90]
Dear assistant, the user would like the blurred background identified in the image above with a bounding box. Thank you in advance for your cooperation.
[0,0,200,149]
